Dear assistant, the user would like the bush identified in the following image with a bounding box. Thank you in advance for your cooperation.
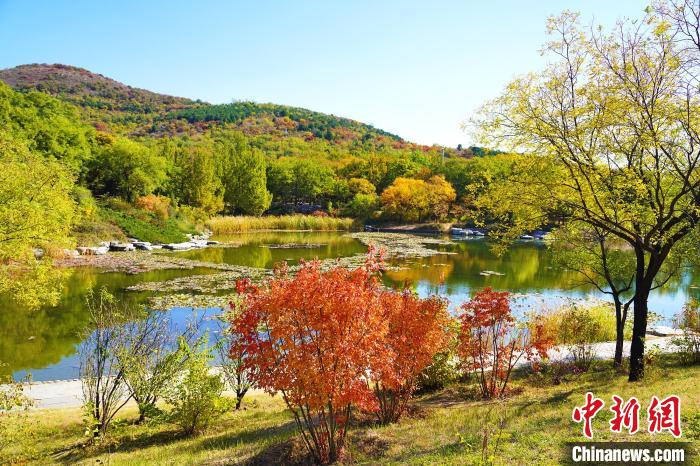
[135,194,171,220]
[416,350,459,393]
[556,304,611,371]
[232,254,389,464]
[673,299,700,365]
[458,288,551,399]
[165,337,230,436]
[370,290,450,424]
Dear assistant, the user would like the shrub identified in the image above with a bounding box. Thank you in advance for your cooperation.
[79,289,130,439]
[557,304,609,371]
[217,303,255,410]
[118,310,190,423]
[232,255,388,464]
[416,319,461,393]
[135,194,171,220]
[673,299,700,365]
[458,288,551,399]
[370,290,449,424]
[0,366,34,458]
[165,337,230,435]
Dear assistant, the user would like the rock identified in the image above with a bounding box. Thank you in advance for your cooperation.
[33,248,45,259]
[133,242,153,251]
[163,242,193,251]
[63,249,79,257]
[109,243,135,252]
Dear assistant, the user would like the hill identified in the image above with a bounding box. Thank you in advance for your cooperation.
[0,64,423,149]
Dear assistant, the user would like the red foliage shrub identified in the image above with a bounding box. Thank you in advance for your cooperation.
[231,256,387,464]
[231,250,450,462]
[370,290,449,424]
[458,288,551,399]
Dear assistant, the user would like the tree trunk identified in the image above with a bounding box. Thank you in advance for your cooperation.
[629,290,649,382]
[613,300,624,369]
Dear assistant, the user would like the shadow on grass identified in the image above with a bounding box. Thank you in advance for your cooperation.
[52,428,189,464]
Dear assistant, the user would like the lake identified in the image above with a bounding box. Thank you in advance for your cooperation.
[3,231,698,381]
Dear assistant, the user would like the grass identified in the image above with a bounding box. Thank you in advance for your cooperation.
[4,356,699,465]
[206,215,357,234]
[100,207,190,244]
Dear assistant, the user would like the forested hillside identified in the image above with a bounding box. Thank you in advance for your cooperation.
[0,63,520,307]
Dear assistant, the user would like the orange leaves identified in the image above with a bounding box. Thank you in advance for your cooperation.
[458,288,552,399]
[230,251,449,461]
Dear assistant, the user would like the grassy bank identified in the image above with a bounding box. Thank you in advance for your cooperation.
[4,356,698,465]
[206,215,356,234]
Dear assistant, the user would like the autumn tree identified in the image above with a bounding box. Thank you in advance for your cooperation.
[380,176,456,222]
[370,290,449,424]
[473,11,700,380]
[458,288,551,399]
[232,257,388,464]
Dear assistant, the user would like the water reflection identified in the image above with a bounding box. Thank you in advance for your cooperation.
[1,233,698,381]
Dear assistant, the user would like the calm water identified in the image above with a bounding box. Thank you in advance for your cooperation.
[3,232,698,381]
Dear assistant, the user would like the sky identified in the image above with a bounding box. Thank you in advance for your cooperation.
[0,0,648,147]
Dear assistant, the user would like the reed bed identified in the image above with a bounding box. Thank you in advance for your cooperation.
[205,215,356,234]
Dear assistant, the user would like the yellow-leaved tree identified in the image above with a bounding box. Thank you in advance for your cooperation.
[0,130,76,309]
[473,9,700,381]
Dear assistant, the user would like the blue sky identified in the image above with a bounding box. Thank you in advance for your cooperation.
[0,1,647,146]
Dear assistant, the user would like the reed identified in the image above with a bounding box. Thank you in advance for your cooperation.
[205,215,356,234]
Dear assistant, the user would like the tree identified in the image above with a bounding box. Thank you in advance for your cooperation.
[370,290,449,424]
[172,145,224,215]
[0,130,76,309]
[217,134,272,215]
[348,177,376,195]
[380,176,456,222]
[232,257,388,464]
[164,337,229,435]
[88,137,167,201]
[118,310,190,423]
[473,11,700,381]
[79,289,130,438]
[216,303,255,410]
[458,288,551,399]
[550,224,635,368]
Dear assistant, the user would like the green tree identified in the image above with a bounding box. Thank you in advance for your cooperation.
[88,137,167,201]
[217,134,272,216]
[173,145,224,215]
[0,130,75,309]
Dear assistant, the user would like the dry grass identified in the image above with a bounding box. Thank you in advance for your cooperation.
[206,215,356,234]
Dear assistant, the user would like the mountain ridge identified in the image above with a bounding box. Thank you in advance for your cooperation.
[0,63,417,148]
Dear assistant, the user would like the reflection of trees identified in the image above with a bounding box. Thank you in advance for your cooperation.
[384,241,695,298]
[0,267,203,378]
[180,231,365,268]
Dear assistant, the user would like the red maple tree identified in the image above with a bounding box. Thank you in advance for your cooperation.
[369,290,450,424]
[458,288,551,399]
[231,256,387,464]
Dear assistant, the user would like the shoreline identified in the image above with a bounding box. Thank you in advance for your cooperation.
[14,336,678,409]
